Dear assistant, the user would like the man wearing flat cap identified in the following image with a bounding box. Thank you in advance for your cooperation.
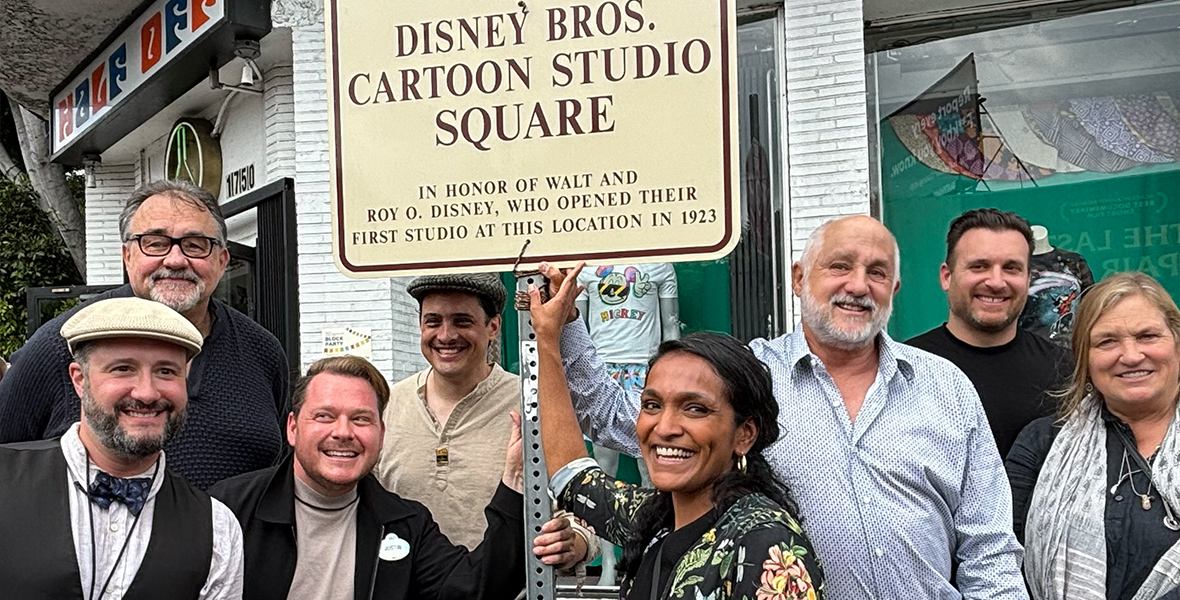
[374,273,595,572]
[0,297,243,599]
[0,179,289,490]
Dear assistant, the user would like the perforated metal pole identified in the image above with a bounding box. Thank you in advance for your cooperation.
[516,271,554,600]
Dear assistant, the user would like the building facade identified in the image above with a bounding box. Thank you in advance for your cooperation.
[27,0,1180,374]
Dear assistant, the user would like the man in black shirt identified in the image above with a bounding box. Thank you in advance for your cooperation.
[907,208,1071,459]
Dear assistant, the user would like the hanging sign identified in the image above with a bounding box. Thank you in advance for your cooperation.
[52,0,226,156]
[49,0,270,164]
[326,0,740,276]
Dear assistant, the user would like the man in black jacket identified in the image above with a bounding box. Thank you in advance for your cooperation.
[211,355,570,600]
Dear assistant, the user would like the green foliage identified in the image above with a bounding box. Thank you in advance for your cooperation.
[0,177,82,356]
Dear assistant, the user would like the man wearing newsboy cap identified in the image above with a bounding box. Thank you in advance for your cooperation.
[372,272,595,575]
[0,179,290,490]
[0,297,244,599]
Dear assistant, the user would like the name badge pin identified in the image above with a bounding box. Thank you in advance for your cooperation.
[379,532,410,561]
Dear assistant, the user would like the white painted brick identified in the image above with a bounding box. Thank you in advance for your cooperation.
[790,97,838,112]
[789,75,837,91]
[289,15,421,380]
[85,162,136,284]
[788,35,834,49]
[814,83,866,99]
[793,105,864,122]
[786,14,832,29]
[817,60,867,75]
[786,25,818,39]
[814,0,863,12]
[791,140,841,155]
[785,46,818,60]
[817,41,866,57]
[264,64,296,182]
[787,55,835,70]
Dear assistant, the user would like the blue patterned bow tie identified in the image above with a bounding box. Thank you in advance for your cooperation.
[88,472,152,516]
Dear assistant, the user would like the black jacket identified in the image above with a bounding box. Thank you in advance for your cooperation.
[209,456,525,600]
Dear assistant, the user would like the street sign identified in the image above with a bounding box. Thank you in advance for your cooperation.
[326,0,740,276]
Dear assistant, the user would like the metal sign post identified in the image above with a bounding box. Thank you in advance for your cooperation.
[515,270,554,600]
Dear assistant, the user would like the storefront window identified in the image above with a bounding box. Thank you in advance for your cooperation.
[625,12,787,343]
[869,1,1180,343]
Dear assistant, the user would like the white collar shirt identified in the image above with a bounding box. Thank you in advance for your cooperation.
[60,423,244,599]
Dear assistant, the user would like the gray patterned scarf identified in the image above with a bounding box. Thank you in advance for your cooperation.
[1025,394,1180,600]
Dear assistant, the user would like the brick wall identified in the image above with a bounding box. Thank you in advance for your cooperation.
[263,65,296,182]
[288,9,422,379]
[783,0,871,318]
[390,277,429,381]
[85,163,136,285]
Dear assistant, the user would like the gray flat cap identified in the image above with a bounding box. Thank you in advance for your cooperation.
[407,273,507,315]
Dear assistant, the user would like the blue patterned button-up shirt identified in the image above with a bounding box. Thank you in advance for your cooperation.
[559,321,1027,600]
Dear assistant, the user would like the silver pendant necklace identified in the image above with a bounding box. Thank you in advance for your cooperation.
[1113,448,1155,510]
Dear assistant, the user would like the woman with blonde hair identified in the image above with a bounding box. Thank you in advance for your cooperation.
[1008,271,1180,600]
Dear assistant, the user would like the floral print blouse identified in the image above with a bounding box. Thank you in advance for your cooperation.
[558,465,825,600]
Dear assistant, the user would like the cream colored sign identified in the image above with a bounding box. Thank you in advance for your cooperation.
[326,0,739,276]
[321,327,373,359]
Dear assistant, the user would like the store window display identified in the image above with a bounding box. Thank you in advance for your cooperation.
[1019,225,1095,348]
[870,2,1180,341]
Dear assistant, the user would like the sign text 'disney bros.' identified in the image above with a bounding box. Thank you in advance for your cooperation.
[327,0,740,276]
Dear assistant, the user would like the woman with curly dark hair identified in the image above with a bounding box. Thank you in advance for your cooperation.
[528,263,824,600]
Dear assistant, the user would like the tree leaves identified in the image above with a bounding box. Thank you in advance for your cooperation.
[0,176,82,356]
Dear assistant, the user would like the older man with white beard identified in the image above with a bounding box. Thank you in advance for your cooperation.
[544,215,1027,600]
[0,180,290,490]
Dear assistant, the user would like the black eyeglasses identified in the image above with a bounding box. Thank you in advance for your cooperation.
[127,234,221,259]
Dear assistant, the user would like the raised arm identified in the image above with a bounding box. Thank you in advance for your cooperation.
[528,262,591,478]
[540,263,642,457]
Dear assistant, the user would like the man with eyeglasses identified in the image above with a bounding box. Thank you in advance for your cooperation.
[0,179,290,490]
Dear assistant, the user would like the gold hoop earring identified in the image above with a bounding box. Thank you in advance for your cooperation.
[736,454,747,475]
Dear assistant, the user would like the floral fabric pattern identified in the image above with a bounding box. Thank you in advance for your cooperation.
[559,466,825,600]
[757,544,817,600]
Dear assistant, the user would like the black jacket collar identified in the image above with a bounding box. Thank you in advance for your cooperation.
[253,453,417,526]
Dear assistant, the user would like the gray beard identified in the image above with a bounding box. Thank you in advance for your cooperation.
[799,286,892,351]
[147,268,205,313]
[148,286,201,314]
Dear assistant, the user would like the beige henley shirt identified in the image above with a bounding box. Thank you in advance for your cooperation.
[374,364,519,550]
